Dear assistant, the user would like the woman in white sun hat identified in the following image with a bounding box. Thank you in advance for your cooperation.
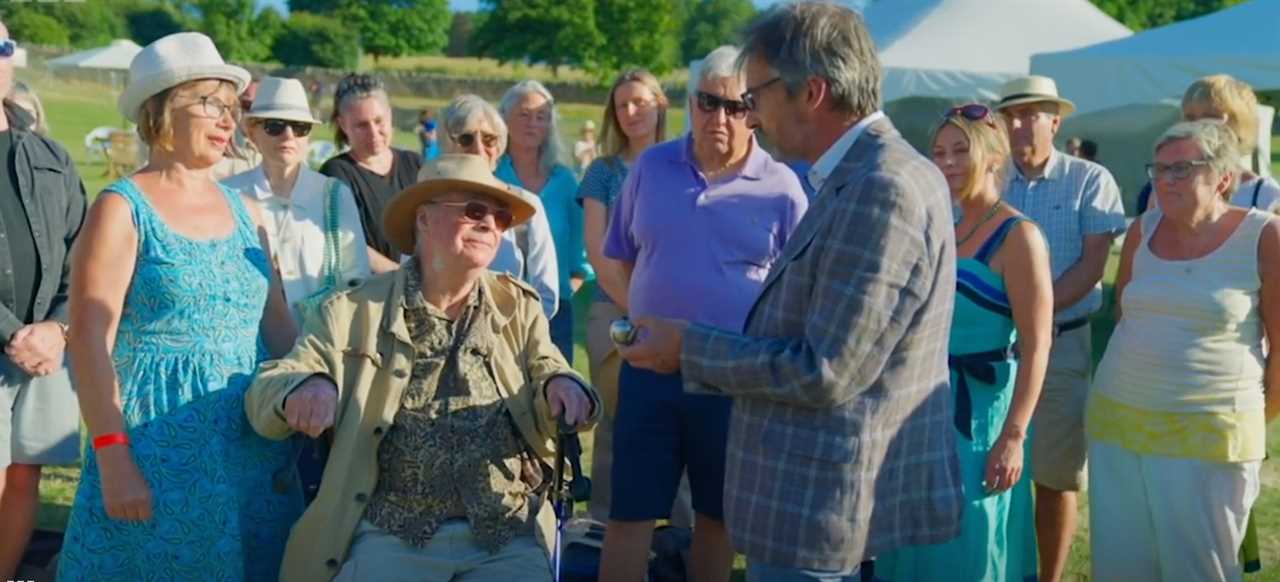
[59,33,302,581]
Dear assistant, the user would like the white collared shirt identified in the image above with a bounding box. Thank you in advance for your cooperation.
[223,165,372,319]
[807,110,886,193]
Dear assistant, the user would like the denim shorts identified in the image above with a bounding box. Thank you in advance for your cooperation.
[610,362,731,521]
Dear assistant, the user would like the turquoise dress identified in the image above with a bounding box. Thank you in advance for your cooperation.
[876,217,1038,582]
[58,178,303,582]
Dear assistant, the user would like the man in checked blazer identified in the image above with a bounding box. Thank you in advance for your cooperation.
[618,3,964,580]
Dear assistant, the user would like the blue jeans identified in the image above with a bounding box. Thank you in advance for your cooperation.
[747,561,863,582]
[549,299,574,365]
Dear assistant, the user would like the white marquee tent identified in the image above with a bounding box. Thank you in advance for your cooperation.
[47,39,142,72]
[1031,0,1280,115]
[865,0,1132,102]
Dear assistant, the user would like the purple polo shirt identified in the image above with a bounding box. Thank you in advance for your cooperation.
[604,134,808,332]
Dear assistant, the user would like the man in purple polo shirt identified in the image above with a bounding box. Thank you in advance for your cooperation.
[597,45,808,582]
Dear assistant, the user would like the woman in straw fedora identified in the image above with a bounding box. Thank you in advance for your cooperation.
[59,33,302,581]
[245,153,600,582]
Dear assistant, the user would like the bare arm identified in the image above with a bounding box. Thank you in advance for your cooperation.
[367,247,400,274]
[584,199,629,310]
[1257,219,1280,422]
[985,221,1054,492]
[243,195,298,358]
[1053,233,1116,313]
[1111,220,1144,322]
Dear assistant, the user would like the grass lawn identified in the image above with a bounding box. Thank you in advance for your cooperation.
[19,73,1280,581]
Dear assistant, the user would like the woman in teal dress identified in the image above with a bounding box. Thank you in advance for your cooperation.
[58,33,301,581]
[876,104,1054,582]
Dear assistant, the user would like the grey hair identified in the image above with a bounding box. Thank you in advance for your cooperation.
[330,73,391,150]
[440,94,509,157]
[498,80,566,175]
[739,1,881,117]
[698,45,743,85]
[1154,119,1242,180]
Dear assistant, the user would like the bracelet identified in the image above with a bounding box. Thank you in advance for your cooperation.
[92,432,129,451]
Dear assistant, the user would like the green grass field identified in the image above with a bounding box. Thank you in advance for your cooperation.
[18,71,1280,581]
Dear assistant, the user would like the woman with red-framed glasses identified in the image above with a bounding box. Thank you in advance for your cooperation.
[876,103,1053,582]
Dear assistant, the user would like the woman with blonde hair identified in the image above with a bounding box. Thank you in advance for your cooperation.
[877,103,1053,581]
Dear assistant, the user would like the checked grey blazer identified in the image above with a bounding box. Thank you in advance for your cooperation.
[681,117,964,571]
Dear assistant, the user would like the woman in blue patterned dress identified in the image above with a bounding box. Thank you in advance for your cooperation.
[876,104,1054,581]
[58,33,302,581]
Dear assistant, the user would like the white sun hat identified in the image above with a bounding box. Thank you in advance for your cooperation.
[244,77,321,124]
[118,32,250,122]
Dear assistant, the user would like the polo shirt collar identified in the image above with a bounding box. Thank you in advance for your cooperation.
[1012,148,1066,183]
[246,165,323,211]
[676,132,768,180]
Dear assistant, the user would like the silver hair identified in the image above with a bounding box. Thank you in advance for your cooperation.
[331,73,391,149]
[738,1,881,117]
[441,94,509,157]
[1154,119,1241,179]
[698,45,743,85]
[498,80,566,175]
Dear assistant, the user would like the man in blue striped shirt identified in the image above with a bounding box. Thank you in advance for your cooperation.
[996,75,1126,582]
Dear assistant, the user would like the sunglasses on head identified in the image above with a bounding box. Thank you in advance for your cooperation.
[944,103,998,127]
[695,92,749,120]
[260,119,313,138]
[452,131,500,149]
[0,40,16,59]
[429,200,514,231]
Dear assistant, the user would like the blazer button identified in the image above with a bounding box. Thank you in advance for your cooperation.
[355,492,368,502]
[393,369,408,379]
[373,426,384,436]
[325,558,339,569]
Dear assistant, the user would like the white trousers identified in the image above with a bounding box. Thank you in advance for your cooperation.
[1088,439,1260,582]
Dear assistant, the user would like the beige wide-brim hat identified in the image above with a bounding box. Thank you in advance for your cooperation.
[995,75,1076,118]
[118,32,250,122]
[383,154,539,255]
[244,77,321,124]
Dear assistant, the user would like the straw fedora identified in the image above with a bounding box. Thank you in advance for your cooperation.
[118,32,250,122]
[995,75,1076,118]
[383,154,538,255]
[244,77,321,124]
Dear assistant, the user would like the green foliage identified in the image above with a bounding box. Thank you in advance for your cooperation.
[125,5,189,47]
[6,11,70,47]
[5,3,128,49]
[680,0,756,63]
[272,11,360,69]
[473,0,604,75]
[592,0,681,77]
[446,11,480,58]
[193,0,273,62]
[1089,0,1248,31]
[358,0,452,61]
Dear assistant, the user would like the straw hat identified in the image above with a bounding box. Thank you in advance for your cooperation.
[383,154,538,255]
[995,75,1076,118]
[244,77,321,124]
[118,32,250,122]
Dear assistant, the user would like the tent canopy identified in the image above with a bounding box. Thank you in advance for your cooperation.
[47,39,141,71]
[1031,0,1280,115]
[865,0,1131,101]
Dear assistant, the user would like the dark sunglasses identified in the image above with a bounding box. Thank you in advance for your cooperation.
[261,119,313,138]
[0,40,16,59]
[944,103,997,126]
[429,200,514,231]
[741,76,782,112]
[695,92,749,120]
[452,131,501,149]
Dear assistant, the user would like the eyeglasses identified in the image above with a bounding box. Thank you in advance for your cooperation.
[184,95,240,120]
[741,77,782,112]
[0,40,17,59]
[451,131,501,149]
[428,200,514,231]
[695,92,749,120]
[1146,160,1212,181]
[261,119,313,138]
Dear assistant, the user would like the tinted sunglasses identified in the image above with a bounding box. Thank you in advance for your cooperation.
[695,92,749,120]
[944,103,997,126]
[261,119,313,138]
[429,200,514,231]
[452,131,501,149]
[0,40,16,59]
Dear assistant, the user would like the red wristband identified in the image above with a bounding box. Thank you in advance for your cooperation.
[92,432,129,451]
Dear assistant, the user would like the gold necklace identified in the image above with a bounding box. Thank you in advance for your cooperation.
[956,200,1003,247]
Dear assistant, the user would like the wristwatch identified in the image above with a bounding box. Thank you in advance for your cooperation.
[55,322,69,340]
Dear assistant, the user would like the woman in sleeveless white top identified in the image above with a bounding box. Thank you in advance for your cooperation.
[1087,121,1280,582]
